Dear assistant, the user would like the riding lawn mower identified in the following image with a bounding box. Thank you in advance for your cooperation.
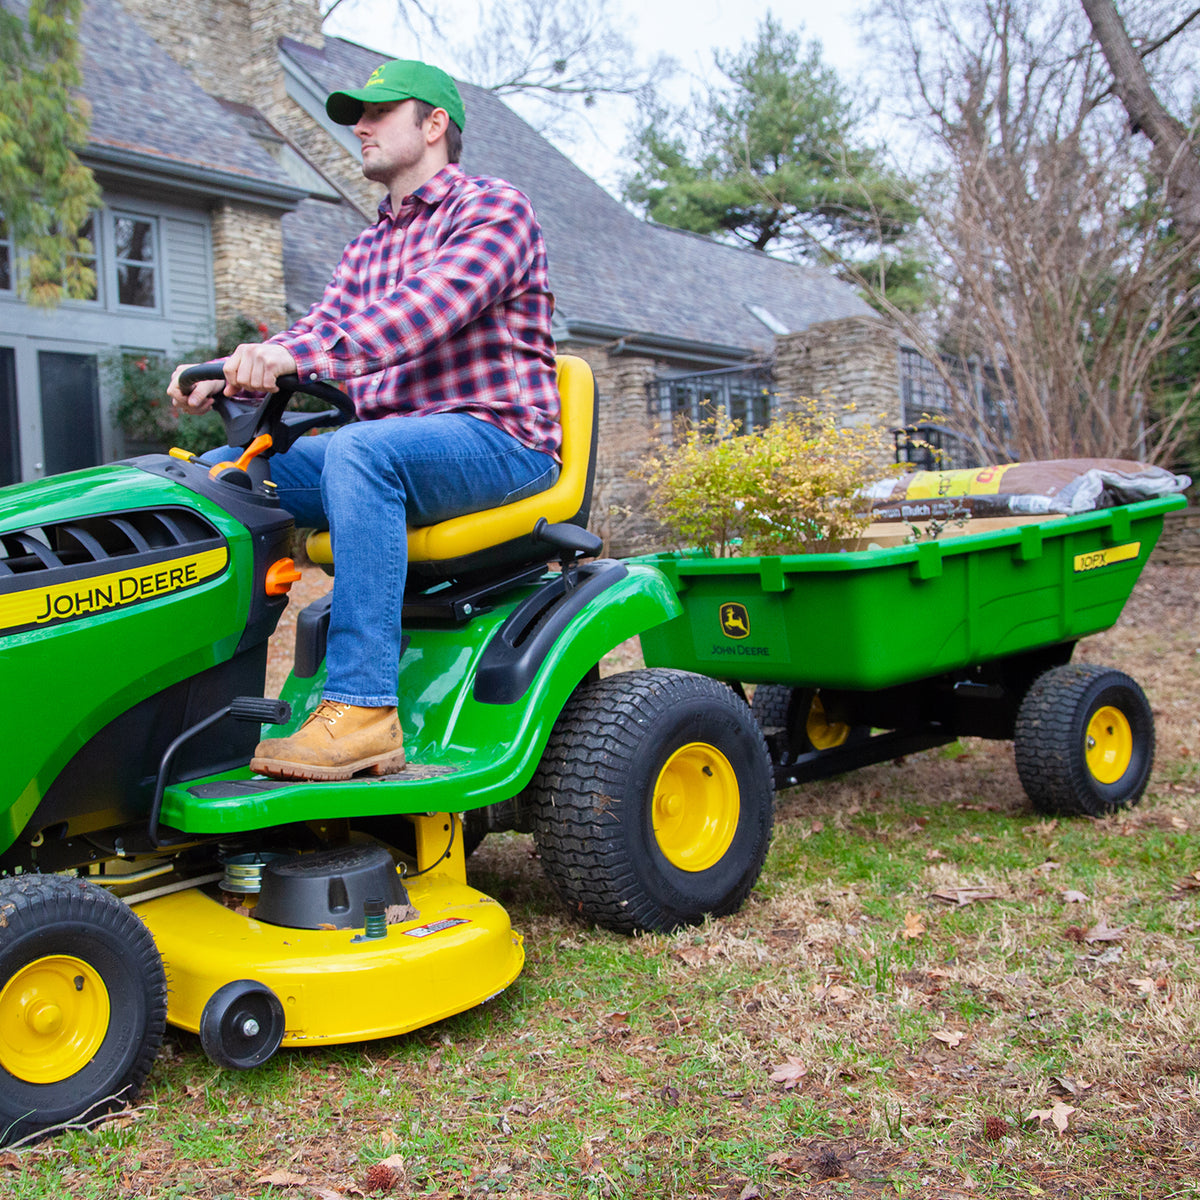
[0,358,776,1144]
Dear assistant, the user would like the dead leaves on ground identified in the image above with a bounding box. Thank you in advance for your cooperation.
[928,885,1003,906]
[1027,1101,1076,1134]
[1065,916,1129,944]
[768,1055,808,1089]
[254,1169,309,1187]
[930,1029,966,1048]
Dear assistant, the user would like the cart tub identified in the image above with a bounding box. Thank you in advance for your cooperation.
[636,496,1184,691]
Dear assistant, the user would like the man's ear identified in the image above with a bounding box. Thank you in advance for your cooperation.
[424,106,450,146]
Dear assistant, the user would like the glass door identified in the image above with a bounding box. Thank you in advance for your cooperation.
[38,350,101,476]
[0,347,17,486]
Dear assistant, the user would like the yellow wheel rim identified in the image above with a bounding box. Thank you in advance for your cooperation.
[0,956,110,1084]
[807,694,851,751]
[652,743,740,872]
[1086,705,1133,785]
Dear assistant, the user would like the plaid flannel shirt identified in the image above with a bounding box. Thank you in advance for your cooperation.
[277,164,561,461]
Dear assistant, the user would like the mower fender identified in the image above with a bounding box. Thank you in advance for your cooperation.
[160,563,681,833]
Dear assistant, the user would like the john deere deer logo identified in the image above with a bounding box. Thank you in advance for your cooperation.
[720,602,750,639]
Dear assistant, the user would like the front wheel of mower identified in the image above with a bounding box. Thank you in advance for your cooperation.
[529,669,774,934]
[1014,663,1155,817]
[0,874,167,1145]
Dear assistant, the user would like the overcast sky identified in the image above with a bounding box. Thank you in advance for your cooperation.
[321,0,874,196]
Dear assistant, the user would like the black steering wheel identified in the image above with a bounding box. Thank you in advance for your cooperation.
[177,361,357,455]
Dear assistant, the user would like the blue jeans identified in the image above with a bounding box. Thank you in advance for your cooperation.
[215,414,558,707]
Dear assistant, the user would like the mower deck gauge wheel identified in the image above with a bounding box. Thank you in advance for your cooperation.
[199,980,286,1070]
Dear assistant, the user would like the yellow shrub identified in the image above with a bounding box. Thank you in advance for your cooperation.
[640,400,898,555]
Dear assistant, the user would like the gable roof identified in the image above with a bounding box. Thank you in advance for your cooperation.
[77,0,305,208]
[280,35,876,363]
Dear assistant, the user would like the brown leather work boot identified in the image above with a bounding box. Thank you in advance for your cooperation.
[251,700,406,781]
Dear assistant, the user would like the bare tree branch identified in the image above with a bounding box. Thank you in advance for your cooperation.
[1135,5,1200,59]
[864,0,1200,465]
[1080,0,1200,241]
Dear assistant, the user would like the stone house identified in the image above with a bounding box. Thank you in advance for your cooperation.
[0,0,908,549]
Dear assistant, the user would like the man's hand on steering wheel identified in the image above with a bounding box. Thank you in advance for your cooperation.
[170,357,357,455]
[222,342,298,394]
[169,343,299,416]
[168,366,223,414]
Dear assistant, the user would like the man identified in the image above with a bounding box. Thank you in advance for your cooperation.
[168,60,561,781]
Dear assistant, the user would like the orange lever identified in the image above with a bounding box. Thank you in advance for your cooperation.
[235,434,274,471]
[208,433,274,480]
[265,557,303,596]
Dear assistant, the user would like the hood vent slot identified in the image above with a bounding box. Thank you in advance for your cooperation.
[0,508,222,580]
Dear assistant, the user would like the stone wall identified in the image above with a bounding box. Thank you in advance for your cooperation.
[1153,507,1200,566]
[210,202,288,333]
[118,0,378,213]
[117,0,331,328]
[116,0,321,107]
[774,315,900,438]
[559,344,662,556]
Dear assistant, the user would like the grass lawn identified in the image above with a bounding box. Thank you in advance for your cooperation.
[4,563,1197,1199]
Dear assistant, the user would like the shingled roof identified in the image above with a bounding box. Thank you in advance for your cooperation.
[77,0,304,207]
[279,35,876,362]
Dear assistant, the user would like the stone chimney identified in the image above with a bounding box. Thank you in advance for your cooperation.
[115,0,323,108]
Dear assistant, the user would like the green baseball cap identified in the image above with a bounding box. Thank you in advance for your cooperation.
[326,59,466,129]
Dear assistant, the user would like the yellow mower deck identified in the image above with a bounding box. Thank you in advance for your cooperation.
[132,817,523,1048]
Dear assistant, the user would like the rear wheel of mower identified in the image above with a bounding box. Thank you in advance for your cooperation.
[1014,663,1155,816]
[529,669,774,934]
[0,875,166,1145]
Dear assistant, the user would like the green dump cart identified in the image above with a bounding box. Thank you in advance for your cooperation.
[636,496,1186,816]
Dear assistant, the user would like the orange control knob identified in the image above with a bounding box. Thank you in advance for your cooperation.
[208,433,274,481]
[265,557,303,596]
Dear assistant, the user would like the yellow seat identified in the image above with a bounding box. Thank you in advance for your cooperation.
[305,355,597,578]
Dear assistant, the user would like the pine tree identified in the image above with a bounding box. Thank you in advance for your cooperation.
[622,16,926,312]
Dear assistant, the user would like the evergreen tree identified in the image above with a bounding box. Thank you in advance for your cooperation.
[622,15,927,312]
[0,0,100,307]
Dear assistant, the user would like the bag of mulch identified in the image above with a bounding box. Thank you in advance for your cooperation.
[860,459,1191,523]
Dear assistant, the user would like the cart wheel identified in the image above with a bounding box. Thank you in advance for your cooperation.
[751,685,860,760]
[0,875,166,1145]
[1014,664,1155,816]
[529,669,774,933]
[199,980,285,1070]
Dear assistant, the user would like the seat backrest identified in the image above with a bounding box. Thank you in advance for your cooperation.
[305,355,598,581]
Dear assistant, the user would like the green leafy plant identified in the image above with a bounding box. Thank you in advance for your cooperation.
[106,315,270,454]
[0,0,101,307]
[640,398,898,555]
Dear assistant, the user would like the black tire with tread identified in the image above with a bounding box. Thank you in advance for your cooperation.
[1014,663,1154,817]
[0,874,167,1146]
[529,669,774,933]
[750,684,864,761]
[750,684,795,742]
